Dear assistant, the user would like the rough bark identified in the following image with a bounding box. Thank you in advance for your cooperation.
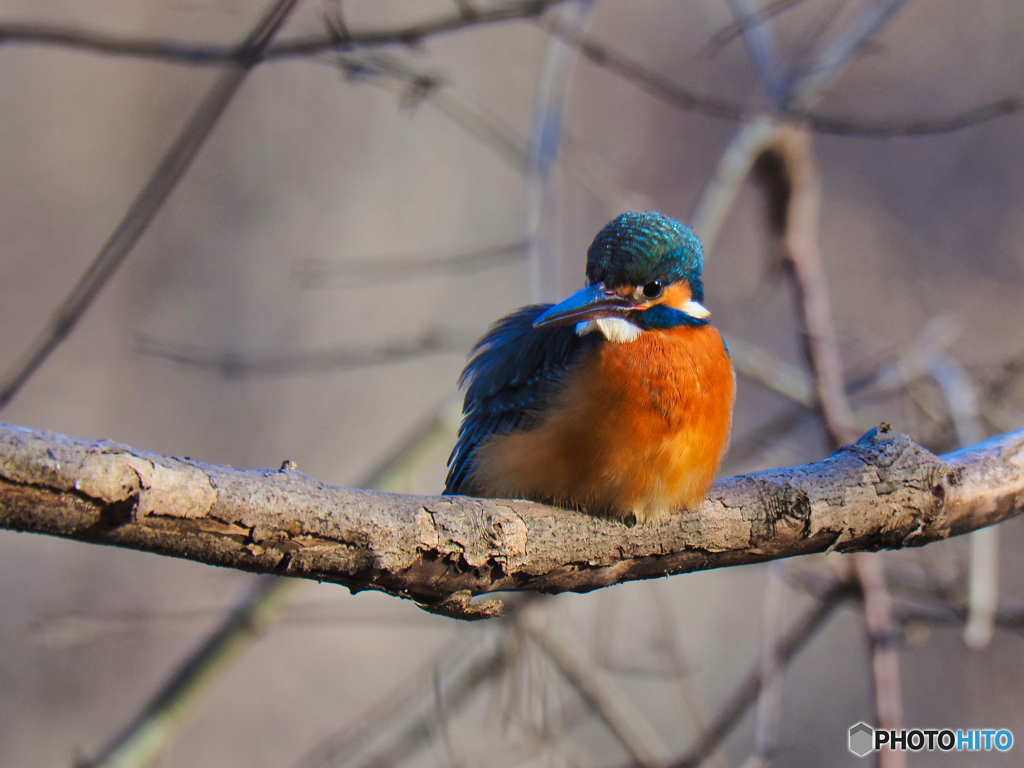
[1,421,1022,618]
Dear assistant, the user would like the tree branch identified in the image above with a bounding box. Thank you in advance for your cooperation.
[1,421,1022,618]
[80,575,294,768]
[4,7,1016,140]
[855,551,904,765]
[752,126,859,447]
[135,331,474,378]
[548,17,1021,138]
[0,0,302,410]
[525,0,594,304]
[699,0,809,60]
[0,22,239,63]
[725,0,787,106]
[0,0,564,411]
[518,601,670,768]
[751,124,904,766]
[669,579,854,768]
[321,51,533,175]
[0,1,567,63]
[294,240,529,287]
[691,0,913,253]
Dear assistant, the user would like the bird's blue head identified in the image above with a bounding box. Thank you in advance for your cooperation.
[586,211,704,302]
[533,212,709,337]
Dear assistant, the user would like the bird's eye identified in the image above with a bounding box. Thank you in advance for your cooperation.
[642,281,663,299]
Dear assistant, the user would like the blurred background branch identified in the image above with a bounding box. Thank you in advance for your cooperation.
[0,0,302,410]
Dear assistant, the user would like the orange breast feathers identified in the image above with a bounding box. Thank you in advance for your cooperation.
[468,325,735,525]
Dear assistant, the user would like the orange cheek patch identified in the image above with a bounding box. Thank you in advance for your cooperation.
[657,282,694,311]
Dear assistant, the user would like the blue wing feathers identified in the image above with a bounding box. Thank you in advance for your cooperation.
[444,305,593,495]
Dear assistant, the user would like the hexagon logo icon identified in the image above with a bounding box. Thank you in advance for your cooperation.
[849,722,874,757]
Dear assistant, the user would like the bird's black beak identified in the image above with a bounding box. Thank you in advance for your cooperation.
[532,283,636,328]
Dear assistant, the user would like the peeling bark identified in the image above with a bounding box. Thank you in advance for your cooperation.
[1,421,1022,617]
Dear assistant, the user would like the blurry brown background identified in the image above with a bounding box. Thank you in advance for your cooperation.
[1,0,1024,766]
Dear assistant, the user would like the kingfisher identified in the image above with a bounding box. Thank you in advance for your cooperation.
[444,212,735,525]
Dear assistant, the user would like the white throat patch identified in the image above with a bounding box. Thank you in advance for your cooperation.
[575,317,643,344]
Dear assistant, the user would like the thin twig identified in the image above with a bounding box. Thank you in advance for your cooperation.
[558,132,657,217]
[323,49,660,215]
[32,600,446,649]
[295,630,512,768]
[79,576,294,768]
[726,0,787,105]
[452,0,479,20]
[0,0,303,410]
[871,322,1002,649]
[0,23,238,63]
[526,0,594,303]
[136,330,474,378]
[550,16,1020,138]
[785,0,909,111]
[967,527,1000,651]
[722,399,812,471]
[268,0,566,58]
[328,43,669,247]
[294,240,530,288]
[855,553,905,768]
[980,395,1024,434]
[348,635,517,768]
[723,316,1019,472]
[721,332,816,408]
[320,0,350,44]
[981,347,1024,405]
[647,584,716,750]
[0,1,567,63]
[324,51,531,174]
[355,398,462,495]
[893,597,1024,633]
[2,8,1015,140]
[788,0,851,71]
[700,0,809,60]
[0,0,565,409]
[799,98,1022,136]
[692,115,782,252]
[976,349,1024,432]
[924,357,997,650]
[545,16,749,122]
[518,601,671,768]
[666,581,854,768]
[693,0,905,254]
[923,357,983,447]
[751,562,787,761]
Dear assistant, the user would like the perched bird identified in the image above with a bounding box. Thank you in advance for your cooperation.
[444,212,735,525]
